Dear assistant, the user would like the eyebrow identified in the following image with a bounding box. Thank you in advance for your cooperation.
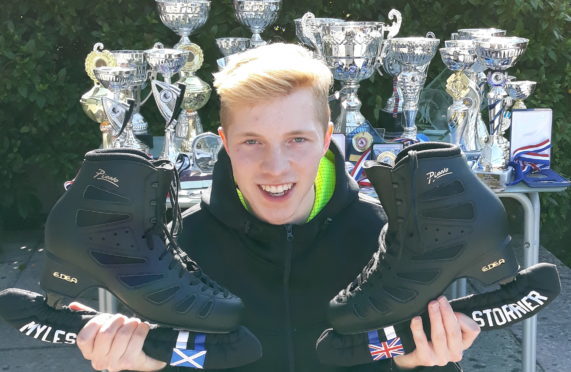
[237,130,315,137]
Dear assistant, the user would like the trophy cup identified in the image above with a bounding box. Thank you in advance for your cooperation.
[439,41,483,154]
[93,66,148,152]
[302,11,401,138]
[145,44,189,162]
[175,44,212,153]
[215,37,250,70]
[506,80,536,109]
[111,50,149,137]
[386,33,440,141]
[474,36,529,188]
[155,0,211,49]
[80,43,117,149]
[233,0,282,47]
[294,17,343,52]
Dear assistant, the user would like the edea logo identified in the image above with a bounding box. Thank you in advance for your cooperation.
[52,272,78,284]
[481,258,506,272]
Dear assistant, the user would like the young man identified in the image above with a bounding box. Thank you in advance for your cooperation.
[73,43,479,371]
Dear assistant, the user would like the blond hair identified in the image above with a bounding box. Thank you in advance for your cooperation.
[213,43,333,131]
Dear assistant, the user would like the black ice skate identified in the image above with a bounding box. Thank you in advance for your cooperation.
[328,142,519,334]
[41,149,243,333]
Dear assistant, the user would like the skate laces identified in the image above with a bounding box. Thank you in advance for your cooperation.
[150,160,230,298]
[338,152,421,302]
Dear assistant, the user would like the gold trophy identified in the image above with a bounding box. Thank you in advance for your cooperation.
[175,43,211,153]
[80,43,117,149]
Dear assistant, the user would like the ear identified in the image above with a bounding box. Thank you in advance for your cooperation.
[218,127,230,153]
[322,122,334,156]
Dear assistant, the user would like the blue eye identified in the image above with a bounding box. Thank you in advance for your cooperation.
[244,139,259,145]
[292,137,306,143]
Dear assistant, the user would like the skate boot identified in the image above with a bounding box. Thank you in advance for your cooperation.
[41,149,243,333]
[328,142,518,334]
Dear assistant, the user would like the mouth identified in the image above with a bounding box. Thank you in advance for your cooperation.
[258,183,295,198]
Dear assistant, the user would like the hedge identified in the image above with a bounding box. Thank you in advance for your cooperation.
[1,0,569,259]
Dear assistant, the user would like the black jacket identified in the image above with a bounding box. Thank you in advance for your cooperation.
[173,144,461,372]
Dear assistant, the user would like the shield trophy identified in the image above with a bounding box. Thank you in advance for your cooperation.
[111,50,149,137]
[233,0,282,47]
[144,44,189,162]
[93,66,148,153]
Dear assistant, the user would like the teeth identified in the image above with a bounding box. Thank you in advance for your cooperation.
[260,183,293,194]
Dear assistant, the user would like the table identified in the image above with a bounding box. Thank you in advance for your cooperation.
[450,183,567,372]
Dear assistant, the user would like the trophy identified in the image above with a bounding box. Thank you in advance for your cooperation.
[233,0,282,47]
[379,42,404,116]
[145,44,189,162]
[215,37,250,70]
[80,43,117,149]
[191,133,223,173]
[453,28,506,40]
[175,44,212,153]
[111,50,149,136]
[294,17,343,52]
[439,41,483,154]
[506,80,536,109]
[93,66,148,152]
[155,0,211,49]
[474,36,529,187]
[385,33,440,141]
[302,11,401,140]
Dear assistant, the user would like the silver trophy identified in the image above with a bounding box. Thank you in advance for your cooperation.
[386,33,440,140]
[233,0,282,47]
[155,0,211,49]
[93,66,148,152]
[439,42,483,153]
[145,44,189,162]
[191,132,223,173]
[294,17,343,52]
[475,36,529,176]
[215,37,250,70]
[302,10,402,140]
[506,80,536,109]
[111,50,149,136]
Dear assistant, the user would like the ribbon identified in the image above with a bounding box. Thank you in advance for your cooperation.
[350,148,372,186]
[507,139,552,186]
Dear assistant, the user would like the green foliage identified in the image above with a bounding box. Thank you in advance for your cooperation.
[1,0,570,257]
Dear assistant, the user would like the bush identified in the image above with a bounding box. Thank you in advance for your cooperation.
[1,0,569,258]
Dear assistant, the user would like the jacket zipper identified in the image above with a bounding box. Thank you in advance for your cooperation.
[284,224,295,372]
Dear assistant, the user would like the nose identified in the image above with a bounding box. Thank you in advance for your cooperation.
[260,145,290,177]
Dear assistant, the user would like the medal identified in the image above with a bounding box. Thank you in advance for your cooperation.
[377,151,397,166]
[352,132,373,152]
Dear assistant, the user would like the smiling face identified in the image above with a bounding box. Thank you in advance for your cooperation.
[219,87,332,225]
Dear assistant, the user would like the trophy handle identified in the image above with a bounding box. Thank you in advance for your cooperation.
[300,12,322,57]
[153,42,164,49]
[426,31,436,39]
[384,9,402,39]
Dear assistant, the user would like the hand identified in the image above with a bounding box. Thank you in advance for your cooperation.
[393,296,480,369]
[71,302,167,372]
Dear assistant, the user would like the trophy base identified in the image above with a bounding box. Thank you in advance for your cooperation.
[473,166,513,192]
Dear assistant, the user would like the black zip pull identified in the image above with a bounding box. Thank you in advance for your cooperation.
[285,224,294,241]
